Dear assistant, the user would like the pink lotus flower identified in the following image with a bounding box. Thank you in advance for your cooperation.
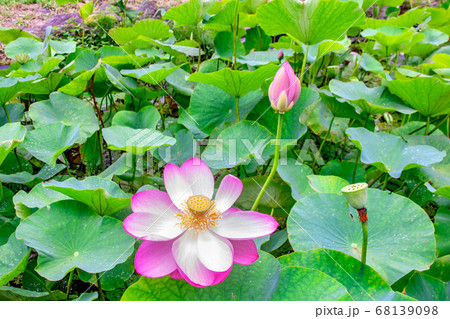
[268,61,301,113]
[123,158,278,287]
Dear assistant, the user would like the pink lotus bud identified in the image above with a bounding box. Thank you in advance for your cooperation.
[268,61,301,113]
[277,49,284,61]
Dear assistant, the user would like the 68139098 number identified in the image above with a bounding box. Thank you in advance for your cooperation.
[375,306,438,316]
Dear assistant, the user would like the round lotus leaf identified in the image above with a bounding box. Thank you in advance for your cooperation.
[43,176,131,216]
[271,266,352,301]
[121,251,280,301]
[287,189,436,284]
[15,200,135,281]
[278,249,411,301]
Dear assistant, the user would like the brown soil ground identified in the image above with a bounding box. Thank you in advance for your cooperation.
[0,0,183,65]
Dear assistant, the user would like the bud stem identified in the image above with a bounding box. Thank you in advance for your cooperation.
[235,96,240,122]
[252,113,283,211]
[299,44,309,85]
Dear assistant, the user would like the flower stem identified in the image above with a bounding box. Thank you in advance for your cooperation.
[357,208,368,267]
[361,219,368,265]
[313,115,335,171]
[352,115,369,183]
[82,22,85,48]
[197,24,201,72]
[408,181,425,199]
[66,269,74,301]
[2,105,12,123]
[62,153,73,177]
[235,96,240,122]
[130,153,137,192]
[367,171,384,188]
[96,273,106,301]
[25,269,57,301]
[299,44,309,85]
[251,113,283,211]
[232,0,239,70]
[351,49,365,77]
[427,114,449,135]
[382,174,390,191]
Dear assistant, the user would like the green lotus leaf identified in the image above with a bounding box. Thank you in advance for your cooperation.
[248,87,320,150]
[405,273,449,301]
[346,127,446,178]
[162,0,216,27]
[423,255,450,282]
[8,57,63,78]
[29,92,99,143]
[132,18,173,39]
[307,175,349,194]
[22,123,81,166]
[0,103,24,126]
[5,37,44,60]
[149,39,203,58]
[0,286,66,301]
[13,183,70,219]
[108,27,140,46]
[0,77,22,107]
[214,31,246,60]
[382,74,450,117]
[408,29,449,58]
[306,38,350,63]
[235,176,295,217]
[0,27,40,45]
[15,200,135,281]
[121,63,181,85]
[243,26,272,53]
[404,135,450,190]
[306,101,349,143]
[287,189,436,284]
[391,121,444,137]
[20,73,66,95]
[362,6,427,28]
[261,229,288,252]
[361,26,417,49]
[179,84,262,136]
[277,158,315,201]
[257,0,364,45]
[278,249,414,301]
[98,153,130,180]
[43,176,131,216]
[103,126,176,155]
[187,63,278,97]
[78,1,94,21]
[57,69,97,96]
[329,80,415,115]
[317,89,360,119]
[271,266,352,301]
[202,121,272,169]
[121,251,280,301]
[237,49,294,66]
[166,68,197,96]
[206,0,243,29]
[112,105,160,130]
[78,254,134,291]
[434,207,450,257]
[74,292,98,301]
[158,129,197,166]
[0,232,30,286]
[0,122,26,166]
[320,160,366,184]
[0,164,64,186]
[48,39,77,55]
